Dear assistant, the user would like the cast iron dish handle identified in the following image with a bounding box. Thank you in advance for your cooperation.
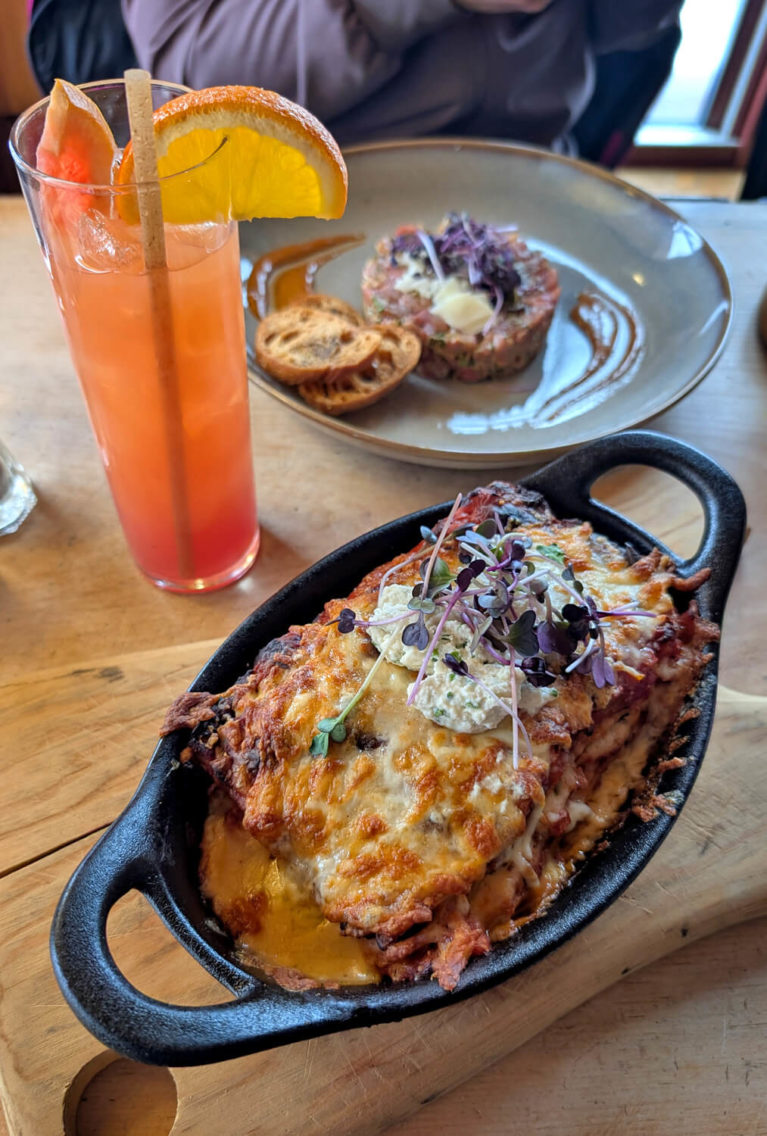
[525,430,746,624]
[51,766,373,1065]
[51,430,747,1066]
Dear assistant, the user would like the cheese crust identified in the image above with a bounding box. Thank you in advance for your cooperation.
[163,482,716,991]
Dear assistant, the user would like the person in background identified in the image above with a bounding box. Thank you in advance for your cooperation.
[1,0,138,192]
[120,0,684,157]
[27,0,138,97]
[0,0,41,192]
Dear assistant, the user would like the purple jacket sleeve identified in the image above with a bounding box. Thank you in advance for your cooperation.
[121,0,462,121]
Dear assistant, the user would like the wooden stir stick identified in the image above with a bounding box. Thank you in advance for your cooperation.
[124,68,194,581]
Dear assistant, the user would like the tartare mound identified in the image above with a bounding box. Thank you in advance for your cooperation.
[361,214,560,383]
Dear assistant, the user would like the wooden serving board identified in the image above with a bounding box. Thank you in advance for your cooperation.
[0,676,765,1136]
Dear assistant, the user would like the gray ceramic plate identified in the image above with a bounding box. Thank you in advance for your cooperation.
[241,140,731,469]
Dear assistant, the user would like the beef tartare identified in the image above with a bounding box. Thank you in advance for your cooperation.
[361,213,560,383]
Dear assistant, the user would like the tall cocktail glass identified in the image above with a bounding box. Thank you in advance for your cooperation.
[9,80,259,592]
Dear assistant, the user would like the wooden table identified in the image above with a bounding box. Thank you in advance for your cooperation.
[1,195,766,1136]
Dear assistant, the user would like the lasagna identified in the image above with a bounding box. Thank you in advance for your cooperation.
[162,482,716,991]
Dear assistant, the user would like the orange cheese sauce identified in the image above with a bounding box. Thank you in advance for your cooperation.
[200,799,379,986]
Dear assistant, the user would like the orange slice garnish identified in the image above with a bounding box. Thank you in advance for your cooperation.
[115,85,348,224]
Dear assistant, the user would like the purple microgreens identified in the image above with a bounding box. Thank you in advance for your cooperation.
[505,609,539,657]
[456,558,484,591]
[508,644,520,768]
[536,618,573,656]
[474,518,498,540]
[526,577,548,602]
[480,637,513,666]
[545,565,589,608]
[443,652,469,677]
[469,614,494,654]
[520,656,557,687]
[419,494,462,598]
[565,636,606,685]
[335,609,413,634]
[416,229,445,281]
[562,564,585,595]
[458,530,495,559]
[476,579,511,620]
[402,616,430,650]
[492,537,527,570]
[322,497,656,756]
[564,638,596,674]
[597,605,658,620]
[336,607,357,634]
[563,609,615,688]
[589,648,616,689]
[481,284,505,337]
[433,213,521,301]
[458,604,481,635]
[390,229,424,258]
[561,602,592,643]
[456,568,475,593]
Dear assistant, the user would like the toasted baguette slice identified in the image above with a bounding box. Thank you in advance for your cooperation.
[298,324,421,415]
[255,308,381,384]
[290,292,363,325]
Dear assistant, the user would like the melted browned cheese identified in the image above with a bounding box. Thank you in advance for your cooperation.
[169,483,716,990]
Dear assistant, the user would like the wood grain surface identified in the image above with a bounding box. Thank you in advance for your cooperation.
[1,197,766,1135]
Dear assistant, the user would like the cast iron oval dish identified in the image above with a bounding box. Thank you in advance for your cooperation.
[51,431,746,1065]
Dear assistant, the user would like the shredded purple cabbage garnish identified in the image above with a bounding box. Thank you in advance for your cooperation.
[314,503,656,765]
[391,212,521,304]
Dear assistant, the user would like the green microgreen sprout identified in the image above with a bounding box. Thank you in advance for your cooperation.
[309,622,402,757]
[536,542,566,564]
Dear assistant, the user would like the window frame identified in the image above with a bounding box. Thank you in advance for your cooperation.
[625,0,767,168]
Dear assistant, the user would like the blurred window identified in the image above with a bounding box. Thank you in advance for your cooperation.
[634,0,767,162]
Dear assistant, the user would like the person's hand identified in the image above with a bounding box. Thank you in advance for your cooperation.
[455,0,554,13]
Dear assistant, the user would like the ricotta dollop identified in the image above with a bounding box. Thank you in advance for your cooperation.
[368,584,556,733]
